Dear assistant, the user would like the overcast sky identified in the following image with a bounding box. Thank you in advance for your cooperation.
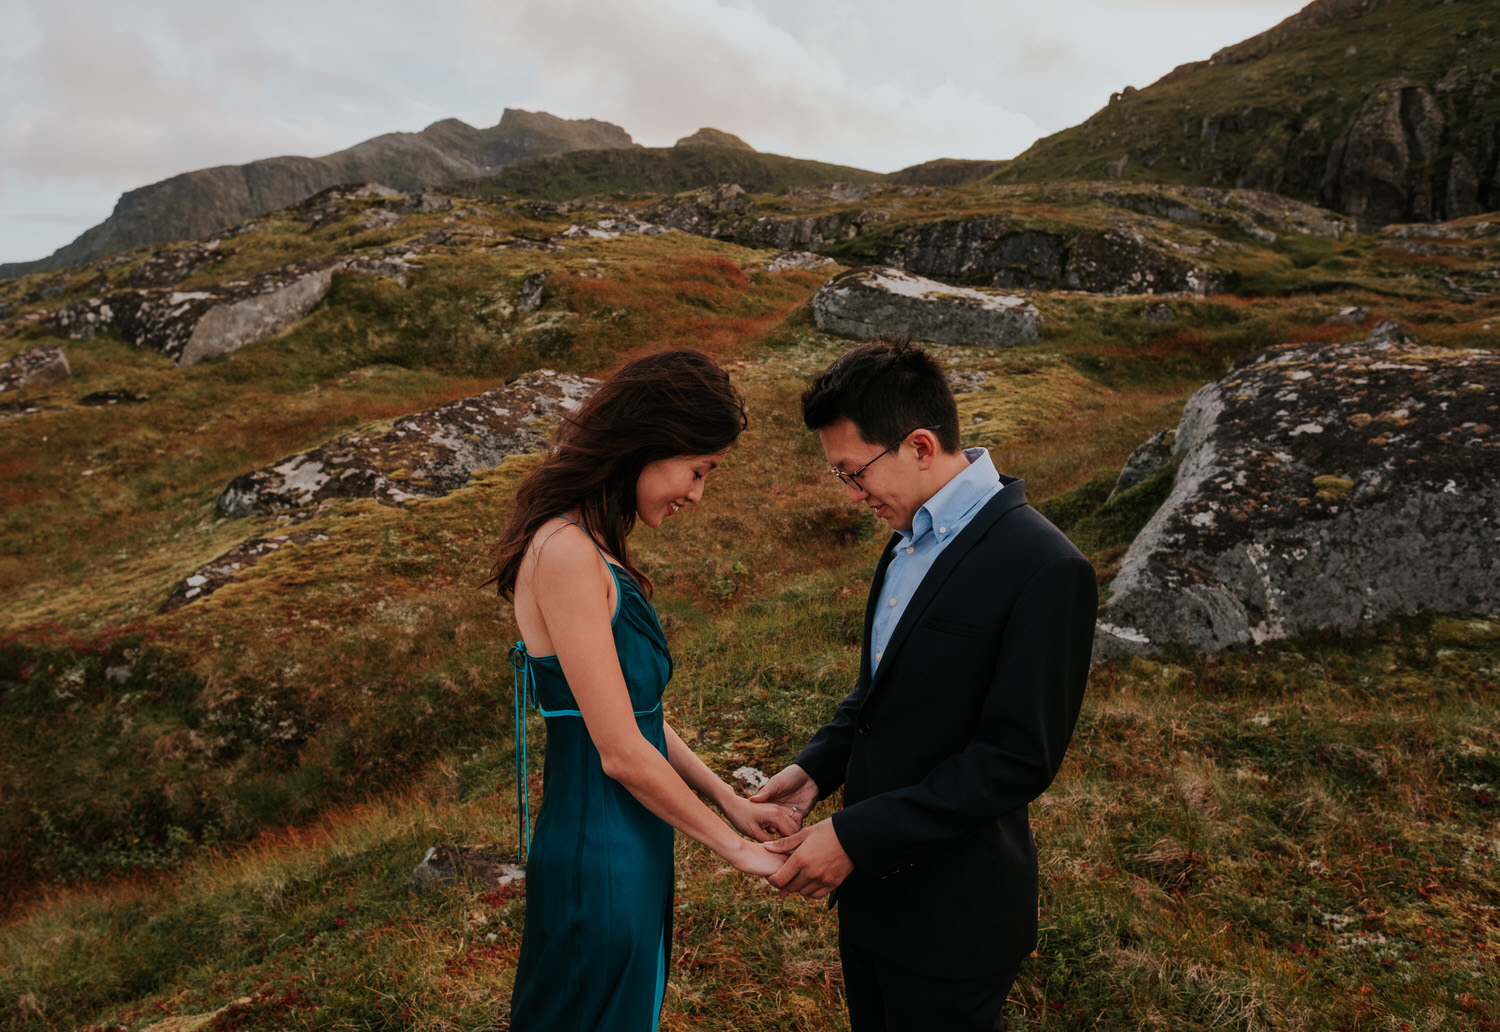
[0,0,1310,264]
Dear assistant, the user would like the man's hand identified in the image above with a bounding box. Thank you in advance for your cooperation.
[762,818,853,899]
[749,763,820,829]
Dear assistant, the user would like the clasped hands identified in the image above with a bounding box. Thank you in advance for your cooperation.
[726,764,852,900]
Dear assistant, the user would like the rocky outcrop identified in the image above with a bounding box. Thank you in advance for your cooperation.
[877,216,1230,295]
[127,240,229,288]
[0,345,70,392]
[645,184,758,238]
[0,110,633,278]
[1218,66,1498,225]
[49,258,343,367]
[218,369,598,516]
[812,266,1041,347]
[1322,80,1449,226]
[1094,322,1500,659]
[38,184,446,365]
[655,185,1299,295]
[1096,185,1352,240]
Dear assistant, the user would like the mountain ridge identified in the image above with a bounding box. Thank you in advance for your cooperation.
[4,0,1496,282]
[0,109,635,280]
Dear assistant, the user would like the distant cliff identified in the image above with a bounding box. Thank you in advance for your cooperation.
[0,110,633,279]
[997,0,1500,226]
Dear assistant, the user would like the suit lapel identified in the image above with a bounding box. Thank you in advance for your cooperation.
[864,478,1029,698]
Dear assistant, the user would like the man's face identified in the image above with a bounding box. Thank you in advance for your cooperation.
[819,417,924,533]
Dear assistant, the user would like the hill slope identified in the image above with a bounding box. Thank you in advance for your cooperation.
[996,0,1500,226]
[0,167,1497,1029]
[442,142,886,202]
[0,109,634,280]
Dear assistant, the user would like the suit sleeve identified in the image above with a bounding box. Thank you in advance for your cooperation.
[829,552,1097,877]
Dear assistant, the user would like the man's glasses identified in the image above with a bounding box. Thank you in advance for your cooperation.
[827,425,939,491]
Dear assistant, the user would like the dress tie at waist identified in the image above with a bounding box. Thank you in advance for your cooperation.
[509,642,537,864]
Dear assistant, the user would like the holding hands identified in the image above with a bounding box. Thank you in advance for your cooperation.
[749,764,854,900]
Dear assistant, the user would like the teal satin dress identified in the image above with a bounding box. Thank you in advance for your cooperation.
[509,546,675,1031]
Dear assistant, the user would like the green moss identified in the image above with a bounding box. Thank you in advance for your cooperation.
[1313,474,1355,500]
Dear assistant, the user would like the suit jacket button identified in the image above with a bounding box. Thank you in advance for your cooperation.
[857,720,872,736]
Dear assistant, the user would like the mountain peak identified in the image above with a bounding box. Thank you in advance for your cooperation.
[674,128,755,152]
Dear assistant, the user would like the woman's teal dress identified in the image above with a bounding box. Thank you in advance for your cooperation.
[508,548,675,1031]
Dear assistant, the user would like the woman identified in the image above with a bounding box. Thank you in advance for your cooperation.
[488,348,795,1031]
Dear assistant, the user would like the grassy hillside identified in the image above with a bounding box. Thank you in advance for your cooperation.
[442,145,887,202]
[0,183,1497,1030]
[995,0,1500,205]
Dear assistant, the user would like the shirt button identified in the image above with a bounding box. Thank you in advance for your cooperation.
[938,526,948,534]
[888,598,898,606]
[857,720,872,736]
[905,546,915,554]
[874,651,883,663]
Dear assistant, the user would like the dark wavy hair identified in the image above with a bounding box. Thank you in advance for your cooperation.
[800,340,961,451]
[486,348,747,599]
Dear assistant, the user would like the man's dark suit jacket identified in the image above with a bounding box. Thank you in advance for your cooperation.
[794,476,1096,979]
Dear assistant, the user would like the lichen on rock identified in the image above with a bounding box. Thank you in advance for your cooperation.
[1095,320,1500,658]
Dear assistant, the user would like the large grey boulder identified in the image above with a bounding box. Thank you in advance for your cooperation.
[812,266,1041,347]
[217,369,598,516]
[1095,321,1500,659]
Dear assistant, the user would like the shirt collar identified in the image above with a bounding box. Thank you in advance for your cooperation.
[900,447,1000,546]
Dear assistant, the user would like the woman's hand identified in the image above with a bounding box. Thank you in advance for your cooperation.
[727,838,788,878]
[721,793,802,842]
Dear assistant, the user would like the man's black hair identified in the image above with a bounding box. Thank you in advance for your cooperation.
[800,340,962,452]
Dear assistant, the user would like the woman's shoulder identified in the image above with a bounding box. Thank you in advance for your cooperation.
[524,517,612,581]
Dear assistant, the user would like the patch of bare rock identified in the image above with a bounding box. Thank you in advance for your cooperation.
[812,266,1041,347]
[1094,321,1500,658]
[218,369,598,517]
[0,344,70,391]
[409,844,525,893]
[160,527,333,612]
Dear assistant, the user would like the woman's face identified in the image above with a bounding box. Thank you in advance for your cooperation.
[635,449,729,528]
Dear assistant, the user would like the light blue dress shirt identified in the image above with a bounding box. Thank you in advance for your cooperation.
[870,448,1004,670]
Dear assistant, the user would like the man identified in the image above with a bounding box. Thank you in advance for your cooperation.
[755,341,1097,1031]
